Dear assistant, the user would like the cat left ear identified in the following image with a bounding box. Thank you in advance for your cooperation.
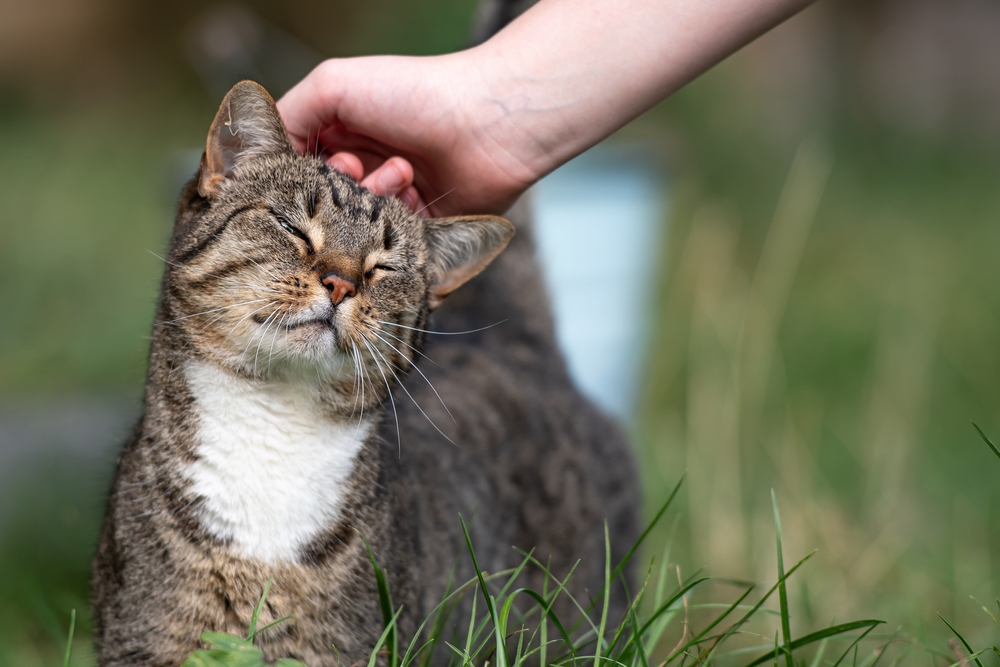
[198,80,294,198]
[424,215,515,310]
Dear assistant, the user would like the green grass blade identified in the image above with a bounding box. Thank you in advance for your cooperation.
[771,491,794,667]
[590,476,685,619]
[972,422,1000,462]
[566,475,688,644]
[62,608,76,667]
[253,616,294,637]
[829,624,879,667]
[248,577,273,641]
[360,531,399,667]
[939,614,985,667]
[460,516,507,667]
[698,551,815,664]
[970,596,1000,627]
[513,624,526,667]
[462,593,477,667]
[509,589,576,653]
[496,548,535,602]
[806,637,828,667]
[689,586,755,646]
[368,607,405,667]
[594,522,611,667]
[632,577,709,647]
[407,568,460,667]
[606,567,651,658]
[745,621,885,667]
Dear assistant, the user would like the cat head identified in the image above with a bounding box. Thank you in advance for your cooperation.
[163,81,513,409]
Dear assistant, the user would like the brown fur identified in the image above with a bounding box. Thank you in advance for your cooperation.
[91,81,638,667]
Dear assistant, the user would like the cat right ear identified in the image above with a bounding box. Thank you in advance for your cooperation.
[424,215,515,310]
[198,80,294,199]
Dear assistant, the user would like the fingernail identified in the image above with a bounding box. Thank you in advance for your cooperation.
[328,157,350,174]
[377,167,405,194]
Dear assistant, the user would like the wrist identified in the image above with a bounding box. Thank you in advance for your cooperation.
[446,43,561,187]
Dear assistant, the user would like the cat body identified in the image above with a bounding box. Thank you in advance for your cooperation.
[91,82,638,667]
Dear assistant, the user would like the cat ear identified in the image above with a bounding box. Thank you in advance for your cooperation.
[198,80,294,198]
[424,215,515,310]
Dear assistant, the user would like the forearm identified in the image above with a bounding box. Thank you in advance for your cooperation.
[465,0,815,178]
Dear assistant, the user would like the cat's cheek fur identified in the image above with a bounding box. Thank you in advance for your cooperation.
[183,360,372,564]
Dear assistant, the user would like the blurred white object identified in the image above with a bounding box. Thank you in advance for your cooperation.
[532,145,666,422]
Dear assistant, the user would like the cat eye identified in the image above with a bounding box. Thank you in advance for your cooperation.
[275,216,313,252]
[365,265,396,279]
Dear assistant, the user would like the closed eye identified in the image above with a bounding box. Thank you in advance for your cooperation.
[276,216,313,252]
[365,265,396,279]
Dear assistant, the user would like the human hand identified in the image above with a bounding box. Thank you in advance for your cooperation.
[277,52,543,217]
[278,0,813,217]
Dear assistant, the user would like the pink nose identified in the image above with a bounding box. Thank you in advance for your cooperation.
[321,273,356,306]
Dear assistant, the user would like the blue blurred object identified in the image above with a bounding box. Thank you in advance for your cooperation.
[532,145,667,422]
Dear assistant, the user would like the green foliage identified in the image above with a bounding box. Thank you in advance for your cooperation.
[181,580,306,667]
[294,483,888,667]
[182,632,306,667]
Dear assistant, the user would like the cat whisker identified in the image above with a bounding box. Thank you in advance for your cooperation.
[159,299,270,326]
[214,281,284,295]
[348,342,361,418]
[252,310,284,374]
[243,310,278,358]
[222,301,279,347]
[370,330,456,426]
[350,342,368,429]
[375,327,443,369]
[363,332,456,446]
[413,186,458,217]
[361,336,401,456]
[375,319,508,336]
[229,247,284,283]
[266,310,288,374]
[357,342,375,432]
[148,250,284,295]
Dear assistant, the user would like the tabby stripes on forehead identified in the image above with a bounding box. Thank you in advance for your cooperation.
[318,163,344,209]
[307,186,318,218]
[383,219,395,251]
[176,204,258,264]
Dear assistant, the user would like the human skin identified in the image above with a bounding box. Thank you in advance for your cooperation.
[277,0,815,217]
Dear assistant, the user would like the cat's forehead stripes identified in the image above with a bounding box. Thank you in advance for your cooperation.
[383,218,395,251]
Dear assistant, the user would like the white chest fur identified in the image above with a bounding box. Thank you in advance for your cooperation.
[183,361,371,563]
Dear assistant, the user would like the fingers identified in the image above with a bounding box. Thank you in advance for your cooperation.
[398,186,425,213]
[360,156,414,197]
[326,152,364,181]
[366,160,428,213]
[324,151,426,213]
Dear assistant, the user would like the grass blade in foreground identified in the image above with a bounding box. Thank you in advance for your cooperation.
[744,620,885,667]
[361,531,399,667]
[461,516,507,667]
[62,608,75,667]
[972,422,1000,463]
[771,491,794,667]
[939,614,985,667]
[247,577,273,642]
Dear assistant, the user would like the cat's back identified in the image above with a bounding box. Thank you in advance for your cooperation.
[387,200,640,610]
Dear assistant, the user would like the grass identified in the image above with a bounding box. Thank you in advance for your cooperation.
[102,480,896,667]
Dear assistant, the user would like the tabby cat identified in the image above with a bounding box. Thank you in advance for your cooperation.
[91,80,638,666]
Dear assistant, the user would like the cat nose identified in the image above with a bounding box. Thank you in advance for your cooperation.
[321,272,356,306]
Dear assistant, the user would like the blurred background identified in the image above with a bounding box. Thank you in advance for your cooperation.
[4,0,1000,663]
